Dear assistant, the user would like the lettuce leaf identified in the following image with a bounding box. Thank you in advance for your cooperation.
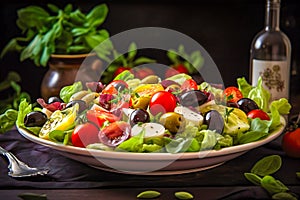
[238,118,270,144]
[114,70,134,82]
[59,81,83,103]
[237,77,253,98]
[166,73,192,85]
[268,98,291,130]
[247,77,270,112]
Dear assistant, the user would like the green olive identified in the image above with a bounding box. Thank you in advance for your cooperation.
[159,112,186,134]
[141,75,160,84]
[132,96,151,110]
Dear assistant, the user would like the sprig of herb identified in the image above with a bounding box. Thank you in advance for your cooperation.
[101,42,156,83]
[244,155,298,200]
[167,44,204,74]
[1,3,111,67]
[0,71,31,133]
[224,107,234,123]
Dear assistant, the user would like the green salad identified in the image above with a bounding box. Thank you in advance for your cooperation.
[16,71,291,153]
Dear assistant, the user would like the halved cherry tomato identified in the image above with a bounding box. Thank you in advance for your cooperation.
[181,79,198,91]
[72,123,99,148]
[149,91,177,116]
[102,80,128,94]
[224,86,243,103]
[99,121,131,147]
[86,110,117,128]
[87,104,118,127]
[247,109,270,120]
[282,128,300,158]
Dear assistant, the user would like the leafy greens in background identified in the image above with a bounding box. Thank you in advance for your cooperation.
[0,3,112,67]
[0,72,31,133]
[101,42,156,84]
[167,44,204,74]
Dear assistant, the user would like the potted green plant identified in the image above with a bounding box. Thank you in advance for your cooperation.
[1,3,112,99]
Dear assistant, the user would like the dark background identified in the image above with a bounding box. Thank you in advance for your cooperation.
[0,0,299,100]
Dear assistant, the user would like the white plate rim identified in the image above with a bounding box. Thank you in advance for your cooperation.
[17,116,285,161]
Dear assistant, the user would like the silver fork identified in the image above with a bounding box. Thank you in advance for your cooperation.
[0,146,49,178]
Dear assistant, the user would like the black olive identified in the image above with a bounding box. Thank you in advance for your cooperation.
[179,90,208,107]
[203,110,224,134]
[129,109,150,126]
[24,111,48,127]
[237,98,259,114]
[65,100,88,113]
[47,96,64,104]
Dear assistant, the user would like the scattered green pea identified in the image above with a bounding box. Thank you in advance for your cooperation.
[175,191,194,200]
[137,190,161,199]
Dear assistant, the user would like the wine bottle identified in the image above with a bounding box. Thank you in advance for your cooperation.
[250,0,291,101]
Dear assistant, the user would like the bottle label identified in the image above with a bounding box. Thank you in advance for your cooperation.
[252,59,289,101]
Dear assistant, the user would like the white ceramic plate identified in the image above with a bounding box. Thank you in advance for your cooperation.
[17,116,285,175]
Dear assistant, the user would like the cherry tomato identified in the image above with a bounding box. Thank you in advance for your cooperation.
[149,91,177,116]
[247,109,270,120]
[181,79,198,91]
[86,110,117,128]
[224,86,243,103]
[282,128,300,158]
[72,123,99,148]
[99,121,131,147]
[102,80,128,94]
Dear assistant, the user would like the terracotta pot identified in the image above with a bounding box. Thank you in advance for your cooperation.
[41,53,102,100]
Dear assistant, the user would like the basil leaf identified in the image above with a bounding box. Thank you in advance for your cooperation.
[132,57,156,66]
[47,4,59,13]
[127,42,137,62]
[251,155,282,176]
[18,192,47,200]
[244,172,262,186]
[261,175,289,195]
[86,4,108,27]
[0,109,18,133]
[272,192,298,200]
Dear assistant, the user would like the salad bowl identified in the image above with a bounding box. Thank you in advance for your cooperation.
[17,116,285,175]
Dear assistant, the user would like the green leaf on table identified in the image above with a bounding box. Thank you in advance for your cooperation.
[251,155,282,176]
[18,192,47,200]
[137,190,161,199]
[272,192,298,200]
[261,175,289,195]
[244,172,262,186]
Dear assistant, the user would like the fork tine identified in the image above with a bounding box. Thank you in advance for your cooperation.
[1,146,49,177]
